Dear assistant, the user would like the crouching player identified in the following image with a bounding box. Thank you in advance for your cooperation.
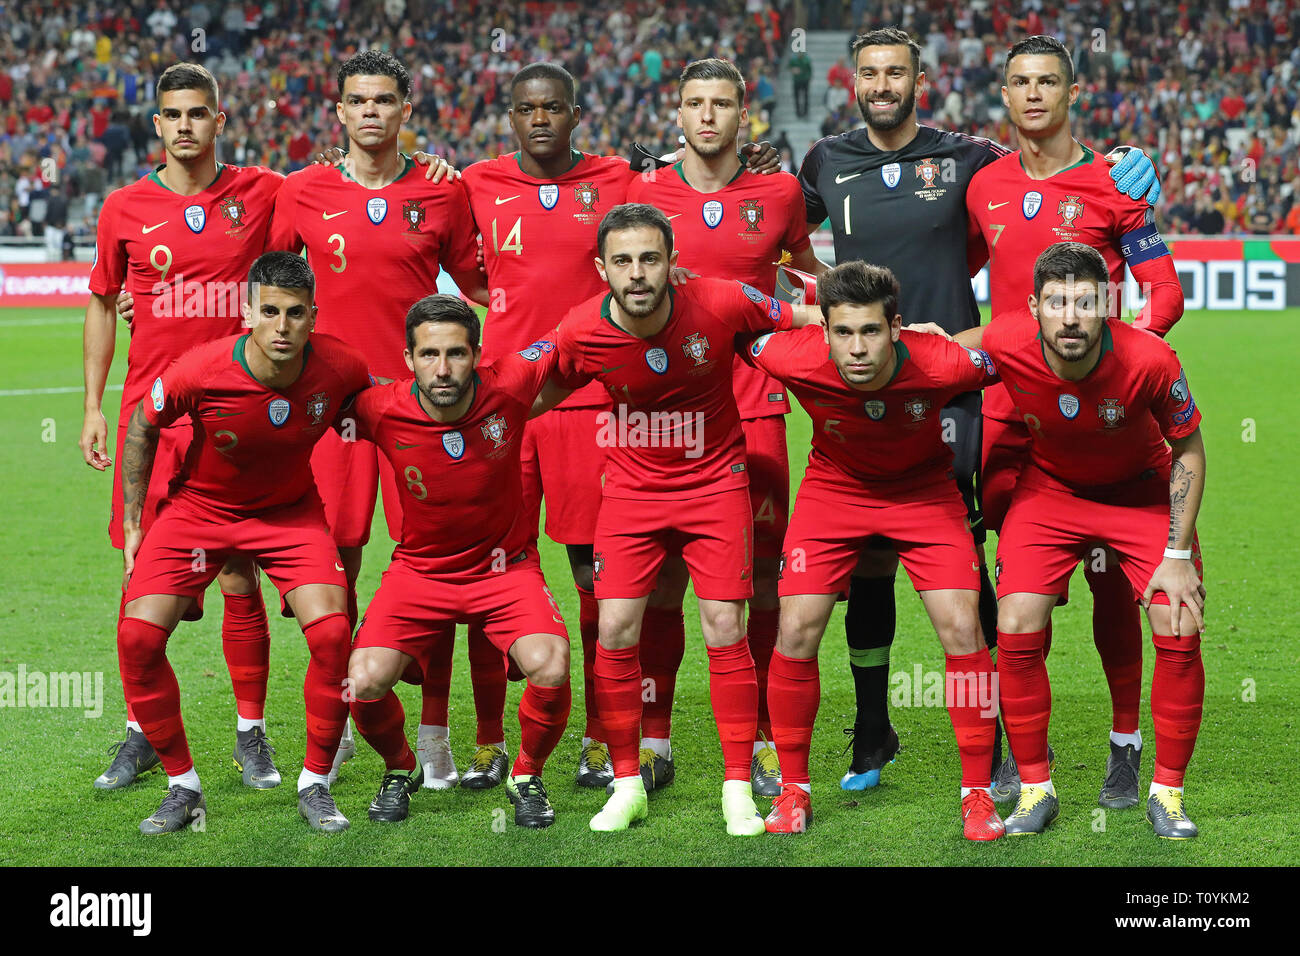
[956,242,1206,838]
[117,252,371,834]
[344,295,572,829]
[747,261,1005,839]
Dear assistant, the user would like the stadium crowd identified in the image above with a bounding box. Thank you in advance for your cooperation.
[1,0,1298,241]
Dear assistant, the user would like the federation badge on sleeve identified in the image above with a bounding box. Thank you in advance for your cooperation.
[268,398,290,427]
[702,199,723,229]
[740,283,766,305]
[538,185,559,209]
[1170,367,1190,405]
[1058,394,1080,419]
[881,162,901,189]
[184,204,205,233]
[864,399,886,420]
[1023,191,1043,219]
[750,333,774,357]
[442,430,465,460]
[645,347,669,374]
[367,197,387,224]
[151,377,165,412]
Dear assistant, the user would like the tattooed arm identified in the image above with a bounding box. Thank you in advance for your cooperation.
[1142,427,1207,634]
[121,401,161,585]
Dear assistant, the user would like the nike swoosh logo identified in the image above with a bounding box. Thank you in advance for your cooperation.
[141,222,168,233]
[666,214,682,220]
[322,210,348,220]
[495,195,520,205]
[213,410,243,418]
[835,172,861,184]
[600,365,626,374]
[395,442,418,450]
[1012,384,1039,396]
[987,201,1009,211]
[334,562,345,572]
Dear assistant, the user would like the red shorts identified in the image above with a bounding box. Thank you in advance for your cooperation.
[594,487,754,601]
[124,495,345,608]
[311,430,404,549]
[780,474,981,597]
[995,471,1203,604]
[520,404,607,546]
[353,556,568,680]
[980,415,1031,535]
[109,422,192,549]
[742,415,790,561]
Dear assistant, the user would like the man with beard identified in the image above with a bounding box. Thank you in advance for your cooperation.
[796,27,1161,791]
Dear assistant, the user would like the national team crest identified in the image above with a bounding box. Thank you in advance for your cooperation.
[1023,190,1043,219]
[903,397,930,422]
[645,347,669,375]
[881,162,901,189]
[702,199,724,229]
[1098,399,1125,428]
[367,197,388,224]
[915,158,940,188]
[480,413,508,448]
[268,398,290,427]
[864,399,886,420]
[442,430,465,460]
[184,204,206,233]
[681,331,711,366]
[574,182,599,211]
[1058,194,1085,227]
[538,184,559,209]
[402,199,426,233]
[219,197,246,228]
[1058,394,1080,419]
[592,552,604,582]
[306,391,330,425]
[738,199,764,233]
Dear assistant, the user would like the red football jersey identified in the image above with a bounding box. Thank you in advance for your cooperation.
[626,163,810,420]
[747,326,998,494]
[980,309,1201,495]
[967,146,1174,420]
[462,150,633,409]
[144,333,371,519]
[267,157,480,378]
[90,164,285,416]
[350,347,557,576]
[553,277,793,500]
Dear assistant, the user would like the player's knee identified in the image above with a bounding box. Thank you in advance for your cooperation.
[936,618,982,655]
[1147,604,1203,651]
[521,639,569,686]
[303,613,352,668]
[118,617,170,671]
[347,652,397,701]
[777,620,820,658]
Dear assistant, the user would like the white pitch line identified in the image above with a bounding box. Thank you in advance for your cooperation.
[0,316,87,327]
[0,384,122,397]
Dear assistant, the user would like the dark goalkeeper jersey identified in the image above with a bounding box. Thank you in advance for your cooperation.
[798,125,1008,334]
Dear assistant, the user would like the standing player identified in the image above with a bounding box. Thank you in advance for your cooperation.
[953,243,1206,839]
[541,203,823,834]
[345,296,571,828]
[966,35,1184,808]
[796,27,1161,789]
[747,261,1003,840]
[267,51,490,788]
[625,57,827,796]
[117,253,370,833]
[451,63,782,790]
[81,63,281,792]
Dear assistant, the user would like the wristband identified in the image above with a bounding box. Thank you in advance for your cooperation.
[1164,547,1192,560]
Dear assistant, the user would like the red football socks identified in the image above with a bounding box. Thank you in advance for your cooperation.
[1150,630,1204,788]
[767,649,819,786]
[576,586,602,740]
[301,612,352,776]
[707,638,758,781]
[946,648,997,788]
[996,629,1052,782]
[593,643,642,778]
[419,626,454,727]
[351,689,416,771]
[638,606,686,739]
[747,607,780,739]
[512,680,572,776]
[118,617,191,775]
[220,588,270,721]
[468,623,507,745]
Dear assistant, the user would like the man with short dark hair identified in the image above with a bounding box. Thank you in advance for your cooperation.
[745,261,1005,840]
[116,252,371,834]
[344,294,573,829]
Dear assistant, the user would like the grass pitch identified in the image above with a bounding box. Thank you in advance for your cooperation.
[0,305,1294,867]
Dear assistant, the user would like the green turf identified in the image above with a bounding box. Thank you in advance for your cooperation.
[0,305,1294,866]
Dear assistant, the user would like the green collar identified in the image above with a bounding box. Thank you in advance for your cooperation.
[1018,143,1094,178]
[673,159,746,189]
[515,147,584,178]
[410,375,478,422]
[340,153,414,186]
[234,334,310,387]
[884,338,908,386]
[1036,320,1112,378]
[149,162,225,194]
